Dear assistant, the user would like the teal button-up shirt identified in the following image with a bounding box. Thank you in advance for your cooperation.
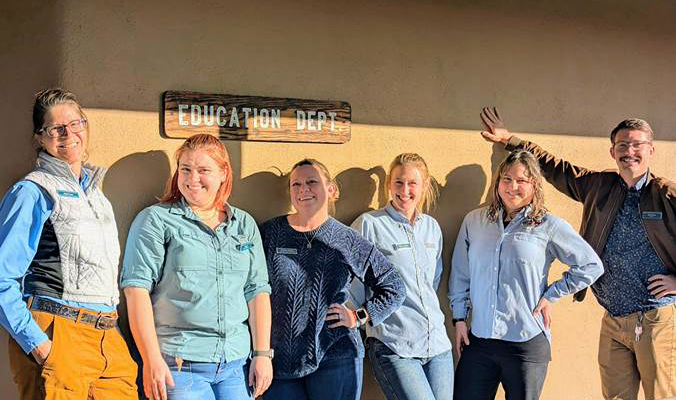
[121,199,271,362]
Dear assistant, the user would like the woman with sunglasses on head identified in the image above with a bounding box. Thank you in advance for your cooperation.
[121,134,272,400]
[260,159,405,400]
[0,88,138,400]
[350,153,453,400]
[449,150,604,400]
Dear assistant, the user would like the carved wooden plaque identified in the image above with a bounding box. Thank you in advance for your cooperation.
[163,91,351,143]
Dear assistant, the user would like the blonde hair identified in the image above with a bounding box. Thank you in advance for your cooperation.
[289,159,340,216]
[386,153,439,213]
[487,150,547,225]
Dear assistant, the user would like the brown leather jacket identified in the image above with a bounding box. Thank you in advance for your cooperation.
[506,137,676,301]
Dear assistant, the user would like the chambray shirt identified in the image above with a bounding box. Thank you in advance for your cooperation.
[0,173,114,354]
[121,199,271,362]
[449,206,603,343]
[351,203,452,358]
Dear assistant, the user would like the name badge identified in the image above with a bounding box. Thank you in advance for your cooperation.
[57,190,79,198]
[276,247,298,255]
[642,211,663,220]
[392,243,411,250]
[237,242,254,251]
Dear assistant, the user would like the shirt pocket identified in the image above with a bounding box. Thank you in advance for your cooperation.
[505,232,548,266]
[229,235,253,272]
[170,229,210,268]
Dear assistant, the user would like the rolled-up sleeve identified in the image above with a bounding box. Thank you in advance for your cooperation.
[121,208,166,290]
[243,215,270,302]
[543,218,604,301]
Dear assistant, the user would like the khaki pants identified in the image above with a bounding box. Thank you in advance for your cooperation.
[598,304,676,400]
[8,310,138,400]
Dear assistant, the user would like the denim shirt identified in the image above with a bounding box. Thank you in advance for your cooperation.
[121,199,271,362]
[449,206,603,343]
[351,203,451,358]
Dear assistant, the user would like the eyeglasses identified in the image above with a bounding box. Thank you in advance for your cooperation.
[613,140,652,152]
[38,118,87,138]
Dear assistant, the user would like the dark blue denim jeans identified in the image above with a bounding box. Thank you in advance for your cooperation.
[264,357,363,400]
[367,337,453,400]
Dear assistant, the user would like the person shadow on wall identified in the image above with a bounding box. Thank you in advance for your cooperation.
[334,166,387,226]
[103,150,172,400]
[430,163,488,365]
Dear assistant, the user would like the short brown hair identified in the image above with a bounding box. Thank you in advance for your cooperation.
[160,134,233,210]
[487,150,547,226]
[386,153,439,213]
[610,118,654,143]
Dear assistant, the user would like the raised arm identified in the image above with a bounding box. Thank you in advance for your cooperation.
[480,106,596,202]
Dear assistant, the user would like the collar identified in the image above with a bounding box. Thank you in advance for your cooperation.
[384,201,421,224]
[500,204,531,224]
[35,151,104,192]
[169,197,235,221]
[631,170,650,191]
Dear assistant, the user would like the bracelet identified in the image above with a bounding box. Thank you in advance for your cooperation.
[452,318,465,326]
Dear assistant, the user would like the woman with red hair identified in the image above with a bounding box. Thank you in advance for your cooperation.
[122,134,272,400]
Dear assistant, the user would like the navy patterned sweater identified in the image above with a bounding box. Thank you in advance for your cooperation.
[260,216,405,379]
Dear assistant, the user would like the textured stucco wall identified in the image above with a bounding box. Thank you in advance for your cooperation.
[1,0,675,399]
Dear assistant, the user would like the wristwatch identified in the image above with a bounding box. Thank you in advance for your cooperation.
[252,349,274,359]
[452,318,466,326]
[355,308,369,327]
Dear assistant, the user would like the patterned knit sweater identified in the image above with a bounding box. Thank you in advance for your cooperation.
[260,216,405,379]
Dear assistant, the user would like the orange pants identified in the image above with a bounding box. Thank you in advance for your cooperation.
[8,310,138,400]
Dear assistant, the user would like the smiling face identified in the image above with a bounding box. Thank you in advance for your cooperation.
[389,164,426,219]
[289,164,335,217]
[497,162,535,217]
[610,128,654,184]
[177,149,226,210]
[36,103,87,170]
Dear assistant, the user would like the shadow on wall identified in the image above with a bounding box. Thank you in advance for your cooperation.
[335,167,387,225]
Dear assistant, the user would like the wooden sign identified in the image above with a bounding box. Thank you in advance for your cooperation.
[163,91,351,143]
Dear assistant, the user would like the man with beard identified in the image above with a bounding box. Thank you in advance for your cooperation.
[478,107,675,400]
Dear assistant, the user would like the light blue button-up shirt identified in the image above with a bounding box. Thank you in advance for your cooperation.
[351,203,452,358]
[449,206,603,343]
[121,199,271,362]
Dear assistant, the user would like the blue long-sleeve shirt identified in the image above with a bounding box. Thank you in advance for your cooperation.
[0,174,113,353]
[350,203,452,358]
[449,206,603,343]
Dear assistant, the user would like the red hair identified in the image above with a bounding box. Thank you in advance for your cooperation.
[160,134,233,210]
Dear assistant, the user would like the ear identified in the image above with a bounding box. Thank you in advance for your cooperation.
[609,145,615,159]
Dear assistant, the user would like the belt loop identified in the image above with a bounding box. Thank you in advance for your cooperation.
[76,308,86,324]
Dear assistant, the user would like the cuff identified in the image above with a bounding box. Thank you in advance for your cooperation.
[505,136,524,151]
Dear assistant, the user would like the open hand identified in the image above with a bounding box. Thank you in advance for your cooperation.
[480,106,512,144]
[143,355,175,400]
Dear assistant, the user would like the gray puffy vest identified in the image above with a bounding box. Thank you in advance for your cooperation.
[24,152,120,305]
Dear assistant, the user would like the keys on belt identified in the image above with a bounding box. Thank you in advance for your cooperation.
[29,297,118,330]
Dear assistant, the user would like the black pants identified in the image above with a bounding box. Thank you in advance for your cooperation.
[454,333,550,400]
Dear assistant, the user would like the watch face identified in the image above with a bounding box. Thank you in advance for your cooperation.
[356,309,368,320]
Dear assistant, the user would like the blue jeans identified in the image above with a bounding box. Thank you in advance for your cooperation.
[163,353,253,400]
[367,337,454,400]
[264,357,363,400]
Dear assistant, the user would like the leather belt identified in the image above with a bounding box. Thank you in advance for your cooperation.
[29,297,118,330]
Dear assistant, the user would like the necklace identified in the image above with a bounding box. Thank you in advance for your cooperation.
[302,226,322,249]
